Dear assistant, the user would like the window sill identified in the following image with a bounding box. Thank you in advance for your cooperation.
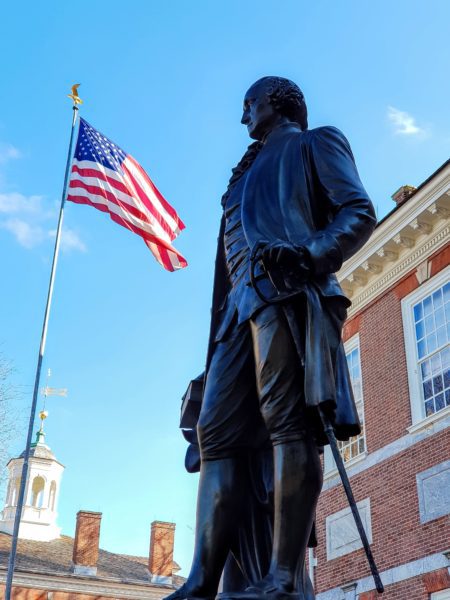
[407,405,450,435]
[323,450,368,480]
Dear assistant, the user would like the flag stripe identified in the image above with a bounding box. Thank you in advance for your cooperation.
[121,159,181,238]
[72,159,180,242]
[67,191,172,245]
[69,176,176,242]
[67,118,187,271]
[71,163,129,195]
[126,156,185,230]
[67,192,186,263]
[69,179,151,225]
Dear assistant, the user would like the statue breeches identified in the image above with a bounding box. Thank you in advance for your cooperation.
[198,304,308,461]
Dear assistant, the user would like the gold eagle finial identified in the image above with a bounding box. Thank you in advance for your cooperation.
[68,83,83,105]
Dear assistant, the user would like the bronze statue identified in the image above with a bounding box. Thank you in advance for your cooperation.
[169,77,377,600]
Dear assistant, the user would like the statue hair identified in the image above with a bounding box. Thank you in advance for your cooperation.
[256,76,308,132]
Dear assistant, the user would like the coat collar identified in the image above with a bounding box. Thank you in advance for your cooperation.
[262,122,303,145]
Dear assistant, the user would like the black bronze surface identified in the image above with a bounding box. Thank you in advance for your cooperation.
[170,77,378,600]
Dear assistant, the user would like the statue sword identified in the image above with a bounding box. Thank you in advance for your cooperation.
[250,243,384,595]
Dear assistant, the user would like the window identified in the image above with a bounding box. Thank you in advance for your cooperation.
[10,477,20,506]
[48,481,57,510]
[324,334,366,473]
[31,476,45,508]
[338,338,366,462]
[402,268,450,426]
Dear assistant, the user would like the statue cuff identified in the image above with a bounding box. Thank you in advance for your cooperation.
[301,232,343,275]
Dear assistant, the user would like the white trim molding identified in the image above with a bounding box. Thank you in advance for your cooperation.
[431,589,450,600]
[337,162,450,317]
[316,551,450,599]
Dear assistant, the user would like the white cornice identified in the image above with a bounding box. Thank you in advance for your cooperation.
[338,163,450,317]
[0,569,174,599]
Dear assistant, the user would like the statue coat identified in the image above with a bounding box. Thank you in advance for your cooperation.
[205,123,377,443]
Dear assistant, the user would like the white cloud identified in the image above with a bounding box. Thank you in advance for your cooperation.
[0,192,45,215]
[48,227,87,253]
[0,143,86,253]
[0,144,21,164]
[2,219,45,249]
[387,106,425,136]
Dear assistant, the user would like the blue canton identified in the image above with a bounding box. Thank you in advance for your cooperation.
[74,118,127,172]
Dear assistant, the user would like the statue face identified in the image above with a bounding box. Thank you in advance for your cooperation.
[241,81,282,141]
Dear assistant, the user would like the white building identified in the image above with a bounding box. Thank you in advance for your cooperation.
[0,412,64,542]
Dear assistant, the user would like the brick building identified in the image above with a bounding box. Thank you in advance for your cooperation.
[311,160,450,599]
[0,415,184,600]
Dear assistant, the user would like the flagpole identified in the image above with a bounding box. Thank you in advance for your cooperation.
[5,98,80,600]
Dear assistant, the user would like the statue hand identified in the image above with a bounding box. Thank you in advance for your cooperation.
[259,241,312,279]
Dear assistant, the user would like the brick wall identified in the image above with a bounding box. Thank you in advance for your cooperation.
[358,575,426,599]
[315,244,450,597]
[315,429,450,593]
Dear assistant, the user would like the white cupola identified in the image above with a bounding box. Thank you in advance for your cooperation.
[0,411,64,541]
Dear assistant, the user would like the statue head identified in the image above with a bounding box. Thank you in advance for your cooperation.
[241,76,308,141]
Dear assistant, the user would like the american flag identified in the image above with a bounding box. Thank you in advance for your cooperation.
[67,118,187,271]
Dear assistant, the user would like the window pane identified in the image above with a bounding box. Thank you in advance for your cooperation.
[435,393,445,412]
[444,368,450,389]
[437,326,447,348]
[435,308,445,328]
[423,380,433,399]
[427,334,438,353]
[433,375,443,394]
[416,320,425,340]
[358,437,365,453]
[421,359,431,379]
[423,296,432,315]
[432,289,443,308]
[445,389,450,406]
[442,347,450,369]
[443,282,450,303]
[431,354,441,374]
[418,339,427,358]
[425,314,434,334]
[414,302,423,321]
[425,400,434,416]
[445,302,450,326]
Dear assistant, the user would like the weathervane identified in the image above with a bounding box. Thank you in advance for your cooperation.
[68,83,83,106]
[41,368,68,410]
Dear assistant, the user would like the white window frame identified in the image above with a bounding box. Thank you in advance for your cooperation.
[401,266,450,430]
[324,334,367,475]
[431,590,450,600]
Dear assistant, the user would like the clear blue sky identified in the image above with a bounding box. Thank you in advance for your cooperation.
[0,0,449,575]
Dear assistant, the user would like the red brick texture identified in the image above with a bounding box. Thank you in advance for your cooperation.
[149,521,175,577]
[315,245,450,597]
[315,429,450,593]
[430,243,450,278]
[0,588,120,600]
[72,511,102,568]
[0,587,47,600]
[423,567,450,593]
[359,575,427,599]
